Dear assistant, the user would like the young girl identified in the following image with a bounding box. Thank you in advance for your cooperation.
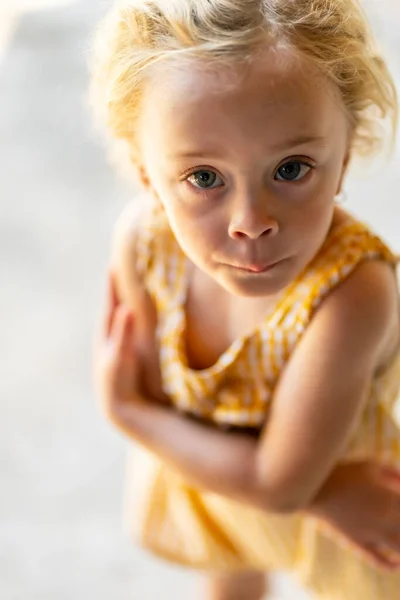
[92,1,400,598]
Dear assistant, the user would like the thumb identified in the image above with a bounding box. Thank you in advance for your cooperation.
[382,465,400,490]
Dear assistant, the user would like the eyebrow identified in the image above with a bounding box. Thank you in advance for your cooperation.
[272,134,329,151]
[170,135,328,159]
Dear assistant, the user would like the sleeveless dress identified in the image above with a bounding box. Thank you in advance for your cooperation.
[123,204,400,599]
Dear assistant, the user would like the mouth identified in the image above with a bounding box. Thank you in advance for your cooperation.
[227,259,285,273]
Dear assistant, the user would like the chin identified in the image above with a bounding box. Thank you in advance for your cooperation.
[212,259,294,298]
[217,273,289,298]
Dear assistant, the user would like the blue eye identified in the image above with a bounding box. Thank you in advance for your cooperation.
[187,170,223,189]
[275,161,312,182]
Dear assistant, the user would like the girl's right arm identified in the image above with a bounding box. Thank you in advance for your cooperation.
[110,198,168,404]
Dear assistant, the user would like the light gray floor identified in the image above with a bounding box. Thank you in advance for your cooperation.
[1,2,399,599]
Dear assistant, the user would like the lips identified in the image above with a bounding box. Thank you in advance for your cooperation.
[229,259,283,273]
[245,264,274,273]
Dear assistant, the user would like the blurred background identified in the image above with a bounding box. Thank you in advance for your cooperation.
[1,1,399,599]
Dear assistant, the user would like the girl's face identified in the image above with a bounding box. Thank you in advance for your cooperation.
[138,50,350,297]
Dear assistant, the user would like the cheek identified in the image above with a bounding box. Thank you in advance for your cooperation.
[163,190,222,238]
[161,196,199,236]
[161,198,221,258]
[297,194,335,231]
[300,168,338,215]
[281,183,335,246]
[182,217,222,254]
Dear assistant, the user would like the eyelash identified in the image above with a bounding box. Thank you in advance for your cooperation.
[275,160,315,182]
[181,159,316,192]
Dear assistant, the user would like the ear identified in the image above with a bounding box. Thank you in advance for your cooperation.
[137,164,151,189]
[336,150,351,195]
[136,165,159,199]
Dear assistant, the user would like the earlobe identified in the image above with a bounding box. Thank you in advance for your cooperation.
[137,165,152,190]
[136,166,161,205]
[336,151,351,196]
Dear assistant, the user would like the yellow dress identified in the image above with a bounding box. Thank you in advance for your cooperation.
[123,205,400,599]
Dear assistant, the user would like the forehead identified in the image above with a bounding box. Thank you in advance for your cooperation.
[140,49,347,154]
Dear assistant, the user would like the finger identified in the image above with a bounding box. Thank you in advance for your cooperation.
[104,270,120,337]
[382,465,400,489]
[379,538,400,562]
[111,303,134,358]
[109,269,121,306]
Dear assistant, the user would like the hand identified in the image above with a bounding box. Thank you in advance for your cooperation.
[306,461,400,571]
[94,270,138,426]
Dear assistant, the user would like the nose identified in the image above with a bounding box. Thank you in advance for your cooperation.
[228,195,279,240]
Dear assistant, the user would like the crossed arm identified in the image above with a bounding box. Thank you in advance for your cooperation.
[97,208,398,515]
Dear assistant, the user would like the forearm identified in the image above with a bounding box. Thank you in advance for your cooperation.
[114,395,287,511]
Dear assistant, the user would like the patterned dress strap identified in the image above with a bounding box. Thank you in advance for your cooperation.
[133,200,165,280]
[271,222,398,333]
[138,202,189,308]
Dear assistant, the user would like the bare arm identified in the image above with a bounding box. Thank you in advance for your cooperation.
[254,260,398,511]
[107,206,398,512]
[114,262,396,511]
[110,199,168,403]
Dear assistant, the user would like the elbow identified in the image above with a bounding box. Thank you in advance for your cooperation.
[256,487,309,514]
[253,467,313,514]
[262,494,309,514]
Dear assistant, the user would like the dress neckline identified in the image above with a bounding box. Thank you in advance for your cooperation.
[172,220,361,378]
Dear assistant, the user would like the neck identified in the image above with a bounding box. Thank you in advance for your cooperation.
[189,262,283,339]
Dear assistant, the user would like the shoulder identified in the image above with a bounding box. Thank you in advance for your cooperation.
[312,259,399,372]
[110,193,155,304]
[111,194,151,267]
[302,208,399,368]
[110,196,169,401]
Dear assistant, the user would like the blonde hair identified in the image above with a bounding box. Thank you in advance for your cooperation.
[90,0,398,164]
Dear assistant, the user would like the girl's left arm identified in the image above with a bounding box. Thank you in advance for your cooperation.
[99,261,398,514]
